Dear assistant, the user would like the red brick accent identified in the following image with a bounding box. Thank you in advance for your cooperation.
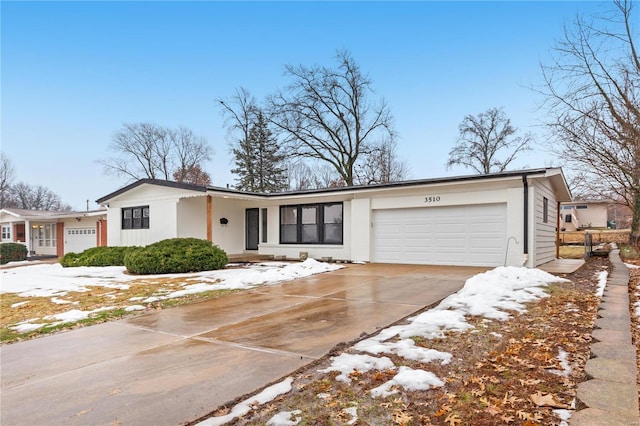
[97,219,108,247]
[56,222,64,257]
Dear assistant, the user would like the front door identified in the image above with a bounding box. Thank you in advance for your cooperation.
[245,208,259,250]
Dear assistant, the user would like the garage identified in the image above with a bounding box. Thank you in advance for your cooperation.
[372,204,507,266]
[64,227,97,254]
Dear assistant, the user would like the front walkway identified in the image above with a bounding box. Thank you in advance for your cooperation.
[539,258,585,274]
[571,250,639,425]
[0,263,485,426]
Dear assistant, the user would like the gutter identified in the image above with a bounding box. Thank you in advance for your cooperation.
[522,175,529,265]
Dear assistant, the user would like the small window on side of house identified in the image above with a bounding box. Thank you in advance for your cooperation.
[543,197,549,223]
[122,206,150,230]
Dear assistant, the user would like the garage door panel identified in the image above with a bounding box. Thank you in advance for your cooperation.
[65,227,97,254]
[372,204,506,267]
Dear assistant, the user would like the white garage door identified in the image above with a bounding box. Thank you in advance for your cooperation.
[65,227,96,254]
[372,204,507,266]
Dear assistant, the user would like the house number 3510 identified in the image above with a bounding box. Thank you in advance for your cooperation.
[425,196,441,203]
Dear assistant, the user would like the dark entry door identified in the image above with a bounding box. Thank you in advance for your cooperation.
[245,208,259,250]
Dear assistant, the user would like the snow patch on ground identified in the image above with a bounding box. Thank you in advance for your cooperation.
[195,377,294,426]
[596,270,608,297]
[45,306,116,323]
[266,409,302,426]
[436,266,565,321]
[370,366,444,398]
[124,305,146,312]
[343,406,358,425]
[318,354,395,383]
[547,350,572,377]
[354,336,452,364]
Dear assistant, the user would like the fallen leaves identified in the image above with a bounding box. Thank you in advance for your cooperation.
[529,391,571,409]
[217,257,606,425]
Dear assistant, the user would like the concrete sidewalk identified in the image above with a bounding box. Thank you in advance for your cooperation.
[1,264,484,426]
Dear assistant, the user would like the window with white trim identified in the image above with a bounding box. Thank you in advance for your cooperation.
[1,225,11,240]
[36,224,56,247]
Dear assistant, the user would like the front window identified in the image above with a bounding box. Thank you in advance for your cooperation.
[280,206,298,243]
[1,225,11,240]
[279,203,343,245]
[301,206,319,243]
[36,224,56,247]
[122,206,149,230]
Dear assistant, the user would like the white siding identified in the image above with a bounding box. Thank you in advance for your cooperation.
[177,197,207,239]
[533,180,558,266]
[105,184,191,247]
[212,198,252,254]
[350,198,371,262]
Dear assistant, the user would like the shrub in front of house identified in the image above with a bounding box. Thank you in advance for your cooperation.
[0,243,28,265]
[124,238,228,274]
[60,246,137,267]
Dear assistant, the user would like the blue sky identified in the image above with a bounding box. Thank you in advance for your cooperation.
[2,1,609,210]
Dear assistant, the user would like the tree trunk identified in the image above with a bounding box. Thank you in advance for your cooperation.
[630,187,640,247]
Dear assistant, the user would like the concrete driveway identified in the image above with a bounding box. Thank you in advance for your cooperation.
[1,263,485,426]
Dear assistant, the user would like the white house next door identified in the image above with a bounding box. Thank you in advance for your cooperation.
[372,204,507,267]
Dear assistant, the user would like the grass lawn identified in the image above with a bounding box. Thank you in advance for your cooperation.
[0,273,238,343]
[558,245,586,259]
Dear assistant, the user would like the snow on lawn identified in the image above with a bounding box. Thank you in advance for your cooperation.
[596,270,608,297]
[2,259,342,333]
[370,366,444,398]
[195,377,294,426]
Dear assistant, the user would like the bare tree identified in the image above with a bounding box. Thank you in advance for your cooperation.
[540,0,640,241]
[101,122,212,183]
[446,107,532,174]
[171,127,212,184]
[355,139,409,185]
[285,161,316,191]
[173,164,211,185]
[268,50,396,186]
[9,182,71,211]
[218,87,260,146]
[285,161,344,191]
[0,153,15,209]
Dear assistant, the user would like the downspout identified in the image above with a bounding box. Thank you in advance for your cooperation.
[556,201,561,259]
[522,175,529,266]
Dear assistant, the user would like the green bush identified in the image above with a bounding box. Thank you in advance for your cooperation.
[124,238,228,274]
[0,243,28,265]
[60,246,137,267]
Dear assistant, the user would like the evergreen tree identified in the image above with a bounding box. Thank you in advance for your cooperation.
[232,112,287,193]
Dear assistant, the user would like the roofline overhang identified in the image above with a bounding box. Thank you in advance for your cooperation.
[96,168,572,204]
[0,208,107,222]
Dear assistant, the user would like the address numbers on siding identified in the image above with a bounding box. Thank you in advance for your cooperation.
[425,196,441,203]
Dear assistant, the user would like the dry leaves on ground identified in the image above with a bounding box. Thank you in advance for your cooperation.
[206,257,606,426]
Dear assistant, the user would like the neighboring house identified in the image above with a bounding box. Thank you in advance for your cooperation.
[0,208,108,257]
[559,200,612,231]
[97,168,571,268]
